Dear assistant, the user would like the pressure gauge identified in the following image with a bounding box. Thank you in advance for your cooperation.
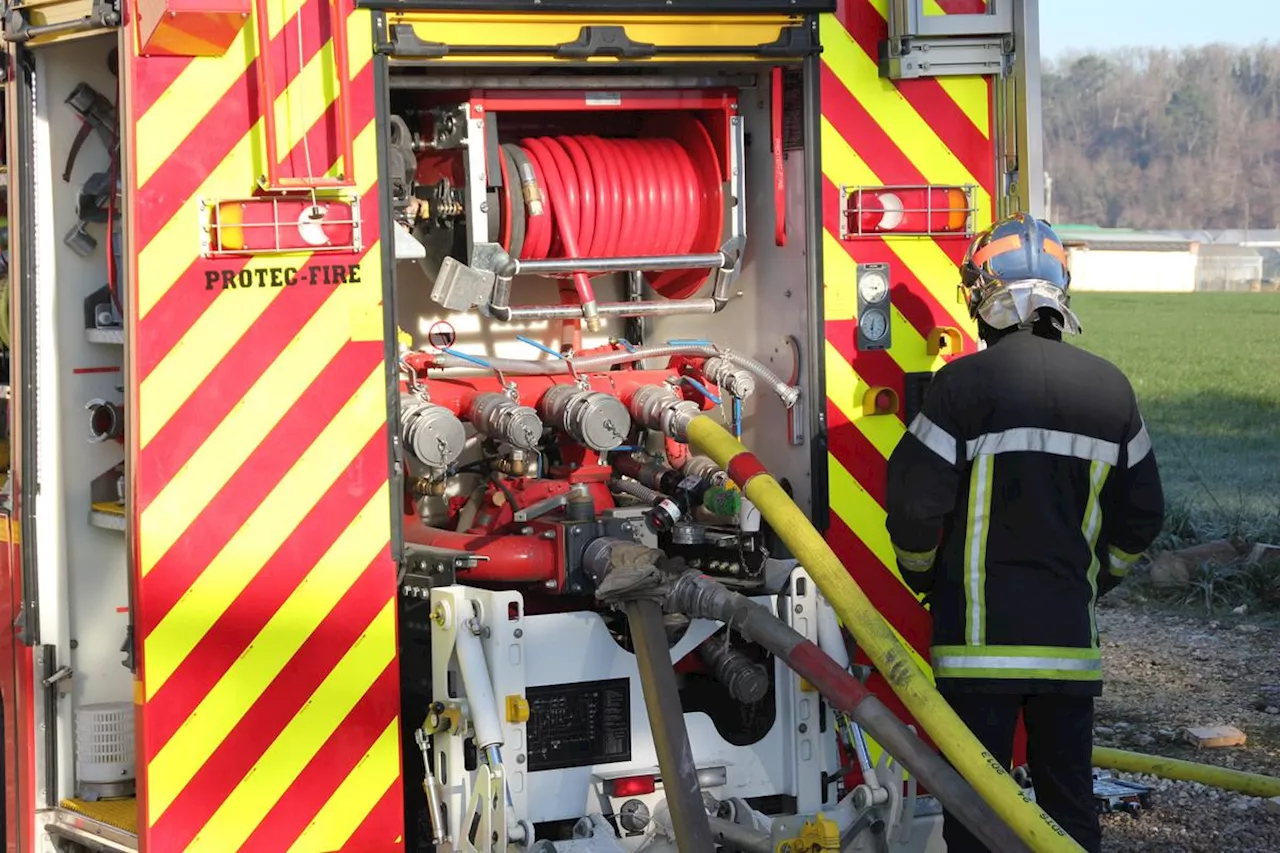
[856,262,893,352]
[858,270,889,304]
[860,309,889,342]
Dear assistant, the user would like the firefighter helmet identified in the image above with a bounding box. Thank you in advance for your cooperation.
[960,213,1080,334]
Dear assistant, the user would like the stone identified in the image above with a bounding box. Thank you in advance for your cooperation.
[1236,624,1261,634]
[1267,706,1280,716]
[1183,724,1247,748]
[1095,726,1115,738]
[1265,796,1280,816]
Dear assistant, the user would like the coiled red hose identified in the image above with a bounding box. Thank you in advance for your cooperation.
[507,134,715,328]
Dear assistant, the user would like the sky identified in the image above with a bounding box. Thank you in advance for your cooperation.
[1038,0,1273,60]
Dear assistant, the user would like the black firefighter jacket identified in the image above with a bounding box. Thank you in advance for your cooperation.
[885,329,1165,696]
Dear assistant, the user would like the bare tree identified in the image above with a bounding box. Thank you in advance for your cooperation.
[1043,43,1280,229]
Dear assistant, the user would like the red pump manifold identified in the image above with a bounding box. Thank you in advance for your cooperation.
[403,368,720,589]
[404,517,561,585]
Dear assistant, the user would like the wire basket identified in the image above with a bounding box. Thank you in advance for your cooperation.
[75,702,135,784]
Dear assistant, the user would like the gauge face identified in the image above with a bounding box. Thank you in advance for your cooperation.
[858,271,889,304]
[860,309,889,342]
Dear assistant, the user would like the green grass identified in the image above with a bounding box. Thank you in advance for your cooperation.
[1069,292,1280,546]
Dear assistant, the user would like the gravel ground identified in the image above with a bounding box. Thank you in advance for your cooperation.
[1093,594,1280,852]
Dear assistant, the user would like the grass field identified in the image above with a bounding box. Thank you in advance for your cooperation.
[1069,292,1280,544]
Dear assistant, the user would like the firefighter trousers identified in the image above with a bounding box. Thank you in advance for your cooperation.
[939,691,1101,853]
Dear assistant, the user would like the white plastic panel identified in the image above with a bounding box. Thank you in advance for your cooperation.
[517,572,828,827]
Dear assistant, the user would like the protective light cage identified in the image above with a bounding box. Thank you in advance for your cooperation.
[199,194,363,257]
[839,184,977,239]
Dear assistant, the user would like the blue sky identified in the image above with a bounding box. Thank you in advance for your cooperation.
[1039,0,1274,60]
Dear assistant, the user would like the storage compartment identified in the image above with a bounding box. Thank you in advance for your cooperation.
[385,58,822,850]
[388,67,817,515]
[15,29,133,818]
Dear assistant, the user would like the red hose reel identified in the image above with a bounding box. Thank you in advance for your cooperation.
[419,90,738,304]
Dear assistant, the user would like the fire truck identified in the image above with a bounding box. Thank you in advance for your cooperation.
[0,0,1061,851]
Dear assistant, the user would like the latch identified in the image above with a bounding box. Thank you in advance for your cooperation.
[43,664,74,696]
[120,623,135,672]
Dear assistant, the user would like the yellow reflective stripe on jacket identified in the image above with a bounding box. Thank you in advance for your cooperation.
[1083,461,1112,645]
[893,544,937,573]
[964,454,993,646]
[1107,545,1142,576]
[932,644,1103,681]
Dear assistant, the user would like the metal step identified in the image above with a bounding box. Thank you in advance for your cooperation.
[49,799,137,852]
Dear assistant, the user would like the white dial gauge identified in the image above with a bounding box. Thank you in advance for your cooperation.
[858,271,889,303]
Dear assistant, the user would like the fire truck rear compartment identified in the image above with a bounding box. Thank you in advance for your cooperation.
[384,57,831,851]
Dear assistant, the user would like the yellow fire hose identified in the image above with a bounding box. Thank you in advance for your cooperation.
[686,415,1085,853]
[1093,746,1280,799]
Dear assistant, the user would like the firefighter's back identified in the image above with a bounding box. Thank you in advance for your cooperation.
[929,327,1142,694]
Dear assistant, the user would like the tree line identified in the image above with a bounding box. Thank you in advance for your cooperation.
[1042,44,1280,230]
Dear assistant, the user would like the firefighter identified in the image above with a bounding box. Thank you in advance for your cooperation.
[884,213,1165,853]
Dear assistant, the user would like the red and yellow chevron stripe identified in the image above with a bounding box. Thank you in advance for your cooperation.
[124,1,401,849]
[819,0,993,705]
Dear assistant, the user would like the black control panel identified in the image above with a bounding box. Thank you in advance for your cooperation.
[527,678,632,772]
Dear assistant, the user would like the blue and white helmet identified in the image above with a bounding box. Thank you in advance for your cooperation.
[960,213,1080,335]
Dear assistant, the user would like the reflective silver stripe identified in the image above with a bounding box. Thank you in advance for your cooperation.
[1127,421,1152,468]
[933,654,1102,673]
[908,414,957,466]
[893,545,936,573]
[965,427,1119,465]
[1109,546,1141,572]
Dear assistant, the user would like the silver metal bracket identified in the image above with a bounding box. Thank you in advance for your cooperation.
[888,0,1013,38]
[512,492,570,523]
[880,34,1011,79]
[881,0,1015,80]
[434,255,497,312]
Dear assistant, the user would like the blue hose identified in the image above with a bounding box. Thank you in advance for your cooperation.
[516,336,566,359]
[441,347,492,369]
[682,376,722,406]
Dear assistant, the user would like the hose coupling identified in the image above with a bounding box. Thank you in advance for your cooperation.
[401,396,467,471]
[630,385,700,443]
[704,356,757,401]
